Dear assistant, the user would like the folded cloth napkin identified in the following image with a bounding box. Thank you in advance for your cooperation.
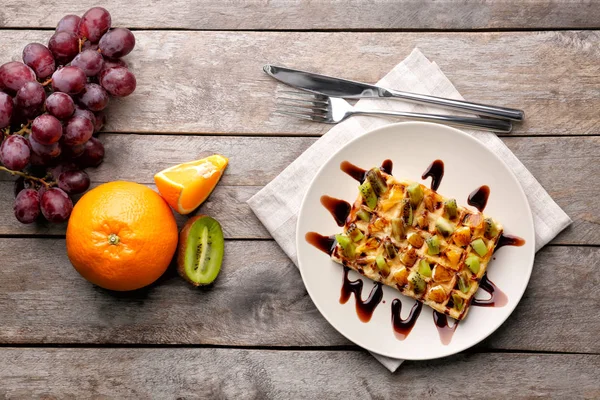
[247,48,572,372]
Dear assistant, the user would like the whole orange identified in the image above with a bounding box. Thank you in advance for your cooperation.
[66,181,179,291]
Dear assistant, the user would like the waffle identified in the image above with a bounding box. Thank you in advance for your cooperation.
[331,167,503,320]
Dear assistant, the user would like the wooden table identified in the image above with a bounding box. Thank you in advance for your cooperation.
[1,2,599,398]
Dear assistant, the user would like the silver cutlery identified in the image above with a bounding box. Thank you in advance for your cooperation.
[265,65,524,122]
[275,92,512,133]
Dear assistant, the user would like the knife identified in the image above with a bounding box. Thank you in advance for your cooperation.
[264,64,524,121]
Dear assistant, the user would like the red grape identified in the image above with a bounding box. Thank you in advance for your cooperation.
[73,105,97,125]
[71,49,104,77]
[0,135,30,171]
[46,92,75,120]
[0,92,14,129]
[98,58,127,77]
[52,66,86,94]
[48,162,78,180]
[100,67,136,97]
[22,43,56,79]
[0,62,36,94]
[76,137,104,168]
[63,115,94,146]
[58,170,90,194]
[93,111,106,133]
[14,188,40,224]
[29,135,61,158]
[99,28,135,58]
[78,7,111,43]
[40,187,73,223]
[48,32,79,64]
[15,81,46,116]
[56,15,81,35]
[29,152,49,166]
[81,41,99,52]
[31,114,63,145]
[78,83,109,111]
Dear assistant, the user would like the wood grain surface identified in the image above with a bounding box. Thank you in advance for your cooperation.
[0,348,598,398]
[1,0,599,30]
[0,135,597,245]
[0,31,599,136]
[0,239,597,353]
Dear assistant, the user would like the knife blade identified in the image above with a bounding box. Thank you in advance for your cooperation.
[263,64,524,121]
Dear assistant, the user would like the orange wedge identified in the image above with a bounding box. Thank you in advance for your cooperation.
[154,155,228,215]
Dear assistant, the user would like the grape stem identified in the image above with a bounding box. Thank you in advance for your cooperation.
[40,77,53,87]
[12,122,32,136]
[79,37,86,53]
[0,166,56,188]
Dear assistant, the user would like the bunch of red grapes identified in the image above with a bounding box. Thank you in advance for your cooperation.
[0,7,136,224]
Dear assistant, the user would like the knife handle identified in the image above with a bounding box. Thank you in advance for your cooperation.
[385,89,524,121]
[351,109,512,133]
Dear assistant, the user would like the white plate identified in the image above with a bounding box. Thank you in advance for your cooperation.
[296,122,535,360]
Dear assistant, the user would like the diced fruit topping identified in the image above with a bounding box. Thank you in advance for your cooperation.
[458,275,470,293]
[445,247,463,269]
[408,270,426,293]
[391,217,405,241]
[432,264,453,282]
[401,247,417,267]
[484,218,499,239]
[426,235,441,255]
[359,180,378,209]
[471,238,488,257]
[435,216,454,236]
[356,209,371,222]
[407,183,423,208]
[423,194,435,212]
[415,214,429,229]
[418,259,432,277]
[400,198,413,226]
[375,254,390,276]
[384,239,397,259]
[427,285,447,303]
[380,185,403,212]
[347,223,364,242]
[407,232,424,248]
[463,213,482,227]
[452,293,464,311]
[366,168,387,196]
[465,254,480,274]
[444,198,457,219]
[336,234,356,258]
[453,226,471,247]
[393,267,409,285]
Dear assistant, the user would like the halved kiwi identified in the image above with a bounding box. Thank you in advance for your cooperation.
[177,215,224,286]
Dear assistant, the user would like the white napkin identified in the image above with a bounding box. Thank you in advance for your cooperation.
[247,48,572,372]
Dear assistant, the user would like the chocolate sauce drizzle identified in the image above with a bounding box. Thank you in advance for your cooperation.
[421,159,444,191]
[340,161,367,183]
[380,159,393,175]
[340,267,384,323]
[320,195,351,227]
[472,274,508,307]
[433,311,459,345]
[496,233,526,250]
[467,185,490,212]
[305,232,336,255]
[391,299,423,340]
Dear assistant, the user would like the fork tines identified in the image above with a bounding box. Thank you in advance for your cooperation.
[274,91,328,121]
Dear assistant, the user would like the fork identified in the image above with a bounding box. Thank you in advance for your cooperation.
[275,92,512,133]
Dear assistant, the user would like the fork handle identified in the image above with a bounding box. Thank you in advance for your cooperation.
[351,110,512,133]
[386,89,524,122]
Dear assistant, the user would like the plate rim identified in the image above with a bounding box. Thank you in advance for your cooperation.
[295,121,536,360]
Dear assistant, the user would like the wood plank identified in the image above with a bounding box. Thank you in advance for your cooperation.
[0,1,599,30]
[0,349,598,398]
[1,135,597,245]
[0,239,597,354]
[0,30,599,136]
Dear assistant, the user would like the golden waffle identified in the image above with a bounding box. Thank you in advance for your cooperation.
[331,167,503,320]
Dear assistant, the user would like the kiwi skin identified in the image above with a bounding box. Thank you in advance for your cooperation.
[177,214,223,286]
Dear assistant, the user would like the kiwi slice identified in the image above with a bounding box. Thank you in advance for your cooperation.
[177,215,224,286]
